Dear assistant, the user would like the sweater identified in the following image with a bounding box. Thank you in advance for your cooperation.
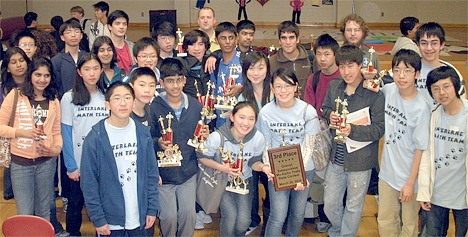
[51,50,87,98]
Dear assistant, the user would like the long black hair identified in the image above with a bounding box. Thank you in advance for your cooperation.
[1,47,31,96]
[21,57,58,100]
[72,52,105,106]
[241,51,271,108]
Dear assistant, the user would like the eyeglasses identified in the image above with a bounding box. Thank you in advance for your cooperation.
[273,84,295,91]
[157,36,175,42]
[431,84,453,94]
[419,41,441,48]
[393,68,415,77]
[164,76,185,85]
[19,43,35,48]
[110,96,134,103]
[63,29,82,35]
[137,54,157,60]
[345,28,362,34]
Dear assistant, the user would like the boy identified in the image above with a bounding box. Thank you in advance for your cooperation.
[417,66,468,237]
[269,20,313,98]
[107,10,135,74]
[128,67,157,127]
[415,22,465,106]
[152,21,177,67]
[88,1,110,49]
[150,58,207,237]
[390,16,420,56]
[377,49,431,237]
[70,6,91,37]
[14,30,37,59]
[237,20,256,61]
[51,19,85,98]
[321,45,385,237]
[304,33,340,117]
[81,81,159,236]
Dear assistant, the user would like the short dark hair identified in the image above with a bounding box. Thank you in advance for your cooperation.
[215,22,237,38]
[92,36,118,69]
[93,1,110,16]
[13,31,36,47]
[21,57,58,100]
[51,16,64,31]
[105,81,135,101]
[335,45,363,66]
[133,37,159,58]
[108,10,129,26]
[128,67,157,84]
[278,21,299,39]
[152,21,176,39]
[314,33,339,55]
[59,19,83,35]
[400,17,419,36]
[237,20,255,33]
[182,29,210,52]
[426,66,462,99]
[391,49,421,72]
[160,58,186,79]
[24,12,38,27]
[416,22,445,44]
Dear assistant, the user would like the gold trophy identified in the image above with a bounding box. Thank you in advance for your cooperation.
[176,28,187,57]
[334,100,349,143]
[214,65,240,117]
[157,113,182,167]
[329,97,342,130]
[187,110,208,152]
[365,69,387,92]
[224,141,249,195]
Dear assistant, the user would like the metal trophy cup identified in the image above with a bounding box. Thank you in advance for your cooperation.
[187,111,208,152]
[367,46,375,73]
[224,141,249,195]
[176,28,187,57]
[366,69,387,92]
[334,100,349,143]
[329,97,342,130]
[157,113,182,167]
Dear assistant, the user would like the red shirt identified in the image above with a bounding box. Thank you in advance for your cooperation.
[303,69,341,117]
[115,43,133,74]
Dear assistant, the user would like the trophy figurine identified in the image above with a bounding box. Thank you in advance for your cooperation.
[334,100,349,143]
[165,113,174,144]
[329,97,342,129]
[187,111,208,152]
[157,113,182,167]
[280,129,287,147]
[225,141,249,195]
[214,69,239,114]
[176,28,187,57]
[367,46,375,73]
[205,81,217,120]
[365,69,387,92]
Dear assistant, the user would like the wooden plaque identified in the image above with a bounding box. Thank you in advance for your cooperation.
[267,144,306,191]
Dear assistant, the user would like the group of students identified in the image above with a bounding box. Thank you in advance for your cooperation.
[0,3,467,237]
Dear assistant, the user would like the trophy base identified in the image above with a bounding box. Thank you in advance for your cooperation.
[334,135,346,143]
[177,53,187,57]
[219,111,232,118]
[187,139,202,149]
[329,124,339,130]
[158,160,182,167]
[214,104,234,111]
[205,114,217,120]
[225,186,249,195]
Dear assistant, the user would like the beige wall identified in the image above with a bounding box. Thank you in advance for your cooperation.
[1,0,466,26]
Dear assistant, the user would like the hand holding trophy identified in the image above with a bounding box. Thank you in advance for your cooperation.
[157,113,183,167]
[334,100,349,143]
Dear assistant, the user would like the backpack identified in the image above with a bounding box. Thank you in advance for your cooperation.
[312,70,322,93]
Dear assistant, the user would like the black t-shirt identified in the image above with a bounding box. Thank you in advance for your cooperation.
[30,98,49,126]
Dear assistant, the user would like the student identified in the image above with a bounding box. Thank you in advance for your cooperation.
[179,29,211,98]
[107,10,135,74]
[390,17,420,56]
[237,51,273,235]
[13,31,37,60]
[50,16,64,52]
[80,81,159,236]
[304,33,340,117]
[60,53,109,236]
[152,21,177,67]
[24,12,38,31]
[70,6,92,38]
[236,20,256,62]
[321,45,385,237]
[417,66,468,237]
[258,67,320,237]
[151,58,207,237]
[128,67,157,128]
[269,21,313,98]
[197,7,220,53]
[88,1,111,49]
[0,57,62,222]
[51,19,86,98]
[92,36,125,88]
[377,49,431,237]
[198,101,271,236]
[415,22,465,106]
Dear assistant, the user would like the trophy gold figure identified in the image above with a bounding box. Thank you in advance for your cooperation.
[334,100,349,143]
[224,141,249,195]
[329,97,342,129]
[365,69,387,92]
[214,66,240,117]
[187,111,208,152]
[157,113,182,167]
[367,46,376,73]
[176,28,187,57]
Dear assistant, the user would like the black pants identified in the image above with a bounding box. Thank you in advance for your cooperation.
[238,6,248,20]
[292,11,302,24]
[66,179,84,236]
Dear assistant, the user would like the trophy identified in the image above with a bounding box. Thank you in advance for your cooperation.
[176,28,187,57]
[365,69,387,92]
[280,129,287,147]
[367,46,375,73]
[157,113,182,167]
[196,81,217,120]
[329,97,342,129]
[214,67,240,117]
[334,100,349,143]
[224,141,249,195]
[187,111,208,152]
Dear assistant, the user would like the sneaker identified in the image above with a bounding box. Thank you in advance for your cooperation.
[245,225,258,235]
[195,213,205,230]
[55,230,70,237]
[62,197,68,213]
[201,211,212,224]
[316,222,331,233]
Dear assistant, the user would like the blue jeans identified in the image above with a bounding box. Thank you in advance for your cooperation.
[264,170,314,237]
[426,204,468,237]
[3,167,14,198]
[10,157,57,221]
[323,162,371,237]
[220,177,254,237]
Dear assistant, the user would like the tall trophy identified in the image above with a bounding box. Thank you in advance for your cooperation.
[329,97,342,129]
[176,28,187,57]
[367,46,375,73]
[157,113,182,167]
[223,141,249,195]
[187,110,208,152]
[214,66,240,117]
[195,81,217,120]
[334,100,349,143]
[365,69,387,92]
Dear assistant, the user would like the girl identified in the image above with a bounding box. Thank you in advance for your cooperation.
[198,101,272,237]
[92,36,125,89]
[257,67,320,236]
[0,57,62,221]
[238,51,273,234]
[0,47,30,201]
[60,52,109,236]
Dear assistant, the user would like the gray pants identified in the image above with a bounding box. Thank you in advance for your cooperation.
[158,175,197,237]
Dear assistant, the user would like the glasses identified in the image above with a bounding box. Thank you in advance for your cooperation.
[157,36,175,42]
[345,28,362,34]
[393,68,415,77]
[273,84,295,91]
[19,43,35,48]
[63,29,82,35]
[419,41,440,48]
[164,76,185,85]
[137,54,157,60]
[110,96,134,103]
[431,84,453,94]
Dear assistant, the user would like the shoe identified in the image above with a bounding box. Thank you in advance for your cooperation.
[199,211,212,224]
[62,197,68,213]
[245,225,258,235]
[3,195,14,200]
[316,222,331,233]
[195,213,205,230]
[55,230,70,236]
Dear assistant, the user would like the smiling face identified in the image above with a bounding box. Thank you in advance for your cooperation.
[106,85,135,120]
[130,75,156,104]
[230,105,256,139]
[279,31,299,55]
[78,59,102,89]
[31,66,51,96]
[161,75,186,99]
[246,59,267,86]
[187,36,206,61]
[338,61,362,87]
[97,43,114,65]
[272,76,297,107]
[135,46,158,69]
[7,53,28,79]
[392,61,420,92]
[418,34,444,64]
